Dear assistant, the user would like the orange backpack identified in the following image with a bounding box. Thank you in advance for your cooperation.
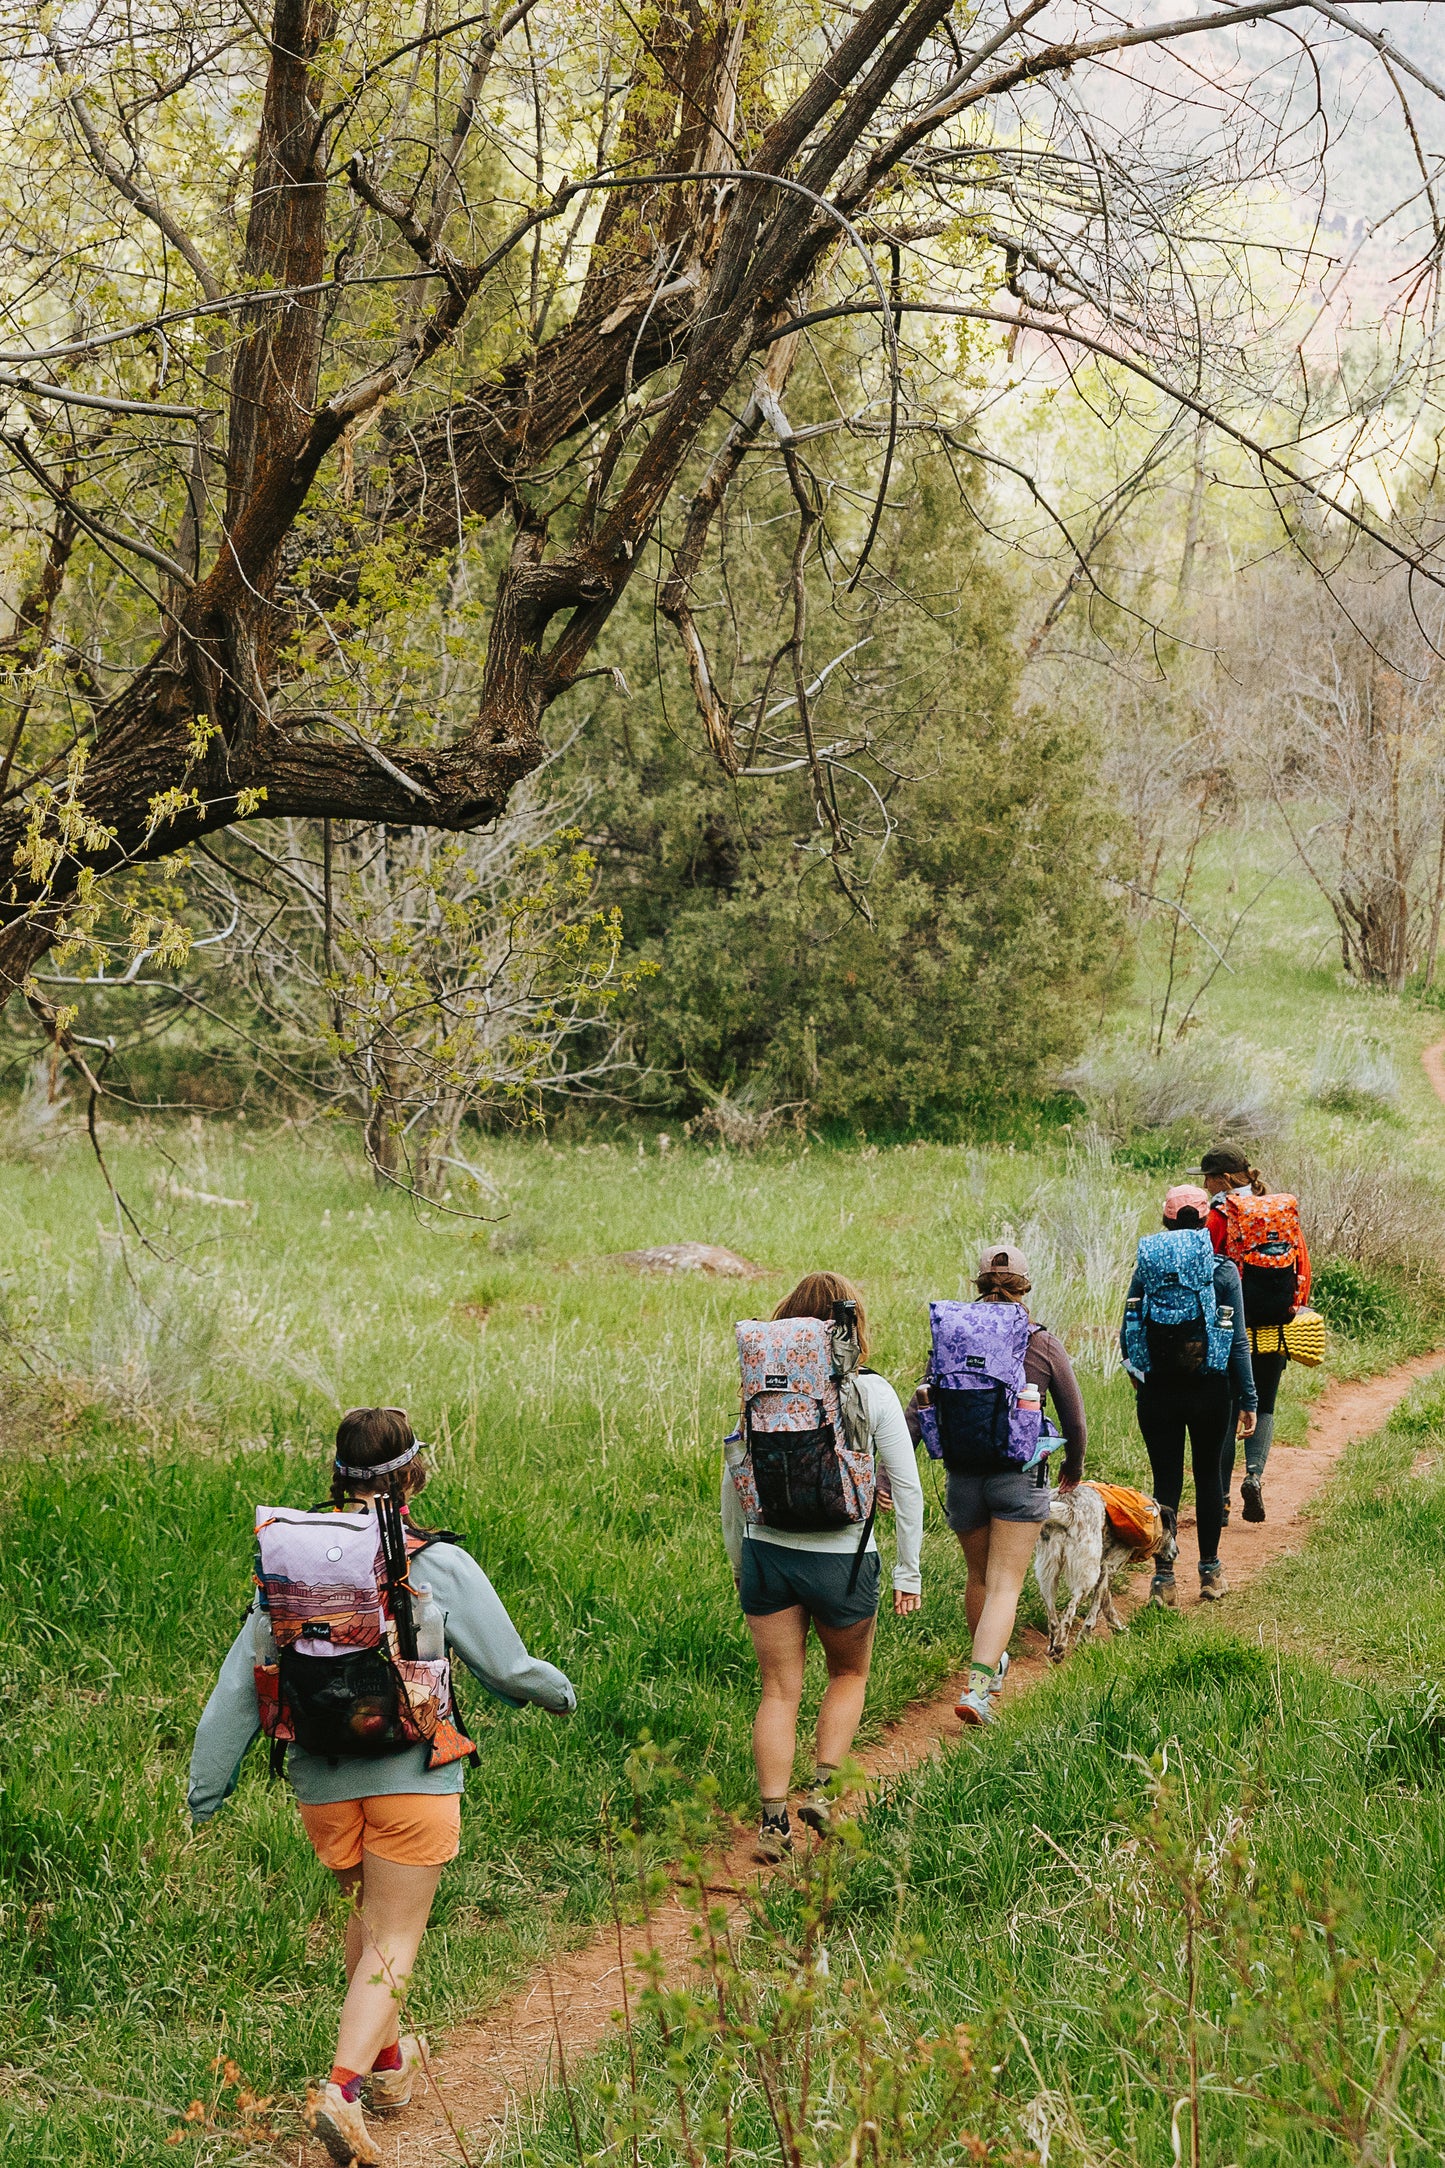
[1090,1482,1163,1559]
[1221,1191,1306,1326]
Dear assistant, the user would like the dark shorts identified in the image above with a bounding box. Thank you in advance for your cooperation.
[944,1462,1052,1538]
[739,1539,881,1630]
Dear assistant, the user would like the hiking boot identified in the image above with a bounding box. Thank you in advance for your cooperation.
[755,1811,793,1864]
[989,1650,1010,1701]
[1149,1571,1177,1608]
[304,2083,382,2167]
[367,2035,426,2116]
[1198,1562,1229,1601]
[955,1687,995,1728]
[797,1787,833,1838]
[1241,1476,1265,1524]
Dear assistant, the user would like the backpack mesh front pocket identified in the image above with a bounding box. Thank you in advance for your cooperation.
[279,1646,416,1761]
[1144,1319,1207,1377]
[749,1424,853,1531]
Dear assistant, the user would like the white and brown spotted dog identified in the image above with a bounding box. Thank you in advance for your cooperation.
[1033,1485,1178,1663]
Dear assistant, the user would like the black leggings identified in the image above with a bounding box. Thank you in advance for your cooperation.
[1221,1347,1288,1495]
[1134,1377,1233,1566]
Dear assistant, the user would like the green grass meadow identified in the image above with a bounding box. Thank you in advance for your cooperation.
[4,852,1445,2161]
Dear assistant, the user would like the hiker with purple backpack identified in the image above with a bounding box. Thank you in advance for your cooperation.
[722,1272,923,1862]
[909,1244,1087,1727]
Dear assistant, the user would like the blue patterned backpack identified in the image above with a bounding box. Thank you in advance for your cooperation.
[1123,1231,1231,1382]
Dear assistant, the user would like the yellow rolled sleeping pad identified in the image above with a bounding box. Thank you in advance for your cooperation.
[1250,1310,1326,1367]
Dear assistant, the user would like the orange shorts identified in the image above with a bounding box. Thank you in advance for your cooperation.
[296,1793,462,1871]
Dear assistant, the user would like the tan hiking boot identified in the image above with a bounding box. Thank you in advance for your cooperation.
[755,1811,793,1864]
[367,2034,427,2115]
[304,2082,382,2166]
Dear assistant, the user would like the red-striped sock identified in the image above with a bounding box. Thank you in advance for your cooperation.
[328,2066,365,2102]
[371,2042,403,2074]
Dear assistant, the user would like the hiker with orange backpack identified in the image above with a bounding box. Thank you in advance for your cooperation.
[1200,1145,1312,1526]
[722,1273,923,1862]
[1121,1188,1257,1603]
[189,1409,576,2167]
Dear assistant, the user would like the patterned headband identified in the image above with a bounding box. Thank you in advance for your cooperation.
[334,1440,423,1479]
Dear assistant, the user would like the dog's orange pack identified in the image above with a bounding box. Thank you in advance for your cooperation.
[1089,1482,1162,1558]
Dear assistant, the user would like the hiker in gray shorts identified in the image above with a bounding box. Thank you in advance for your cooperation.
[909,1244,1086,1722]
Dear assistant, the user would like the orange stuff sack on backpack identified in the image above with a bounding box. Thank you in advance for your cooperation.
[1089,1482,1164,1561]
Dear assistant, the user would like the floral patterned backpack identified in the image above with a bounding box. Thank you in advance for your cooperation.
[729,1309,876,1584]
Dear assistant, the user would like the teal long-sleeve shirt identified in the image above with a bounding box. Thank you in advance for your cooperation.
[188,1540,576,1821]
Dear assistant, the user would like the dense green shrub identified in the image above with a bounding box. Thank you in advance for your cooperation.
[576,452,1125,1131]
[1312,1255,1404,1335]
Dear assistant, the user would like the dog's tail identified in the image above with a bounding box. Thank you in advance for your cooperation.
[1155,1501,1179,1569]
[1041,1487,1075,1534]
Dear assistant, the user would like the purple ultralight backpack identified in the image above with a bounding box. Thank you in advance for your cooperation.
[916,1300,1059,1473]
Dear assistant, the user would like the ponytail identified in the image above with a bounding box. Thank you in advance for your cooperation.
[977,1266,1032,1303]
[1249,1166,1266,1195]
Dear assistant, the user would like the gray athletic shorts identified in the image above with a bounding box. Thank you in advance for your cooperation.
[944,1462,1051,1537]
[739,1539,881,1630]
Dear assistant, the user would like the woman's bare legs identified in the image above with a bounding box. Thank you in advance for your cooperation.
[812,1614,878,1769]
[330,1854,444,2076]
[747,1605,809,1799]
[747,1607,879,1796]
[961,1518,1041,1671]
[960,1527,990,1637]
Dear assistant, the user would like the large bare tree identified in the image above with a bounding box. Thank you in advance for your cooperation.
[3,0,1444,1005]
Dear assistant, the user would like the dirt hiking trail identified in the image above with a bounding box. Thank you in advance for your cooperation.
[297,1034,1445,2164]
[320,1346,1445,2168]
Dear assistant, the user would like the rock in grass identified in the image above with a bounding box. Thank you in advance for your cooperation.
[609,1243,766,1279]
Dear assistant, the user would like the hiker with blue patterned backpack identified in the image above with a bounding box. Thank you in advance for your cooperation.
[909,1244,1087,1728]
[722,1272,923,1863]
[1121,1186,1256,1605]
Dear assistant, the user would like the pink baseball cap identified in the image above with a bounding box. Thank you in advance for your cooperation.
[1163,1183,1210,1223]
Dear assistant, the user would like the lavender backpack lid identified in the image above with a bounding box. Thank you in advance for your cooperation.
[927,1299,1032,1392]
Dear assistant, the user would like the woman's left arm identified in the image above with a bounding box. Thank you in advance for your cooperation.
[1040,1333,1087,1487]
[423,1545,577,1713]
[869,1380,923,1609]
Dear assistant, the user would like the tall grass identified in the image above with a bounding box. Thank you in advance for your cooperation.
[1062,1030,1283,1145]
[1309,1028,1402,1113]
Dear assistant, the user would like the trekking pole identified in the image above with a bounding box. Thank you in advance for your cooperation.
[378,1491,418,1660]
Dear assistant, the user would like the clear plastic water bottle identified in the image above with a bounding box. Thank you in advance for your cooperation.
[412,1584,445,1661]
[251,1603,278,1665]
[1018,1384,1042,1413]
